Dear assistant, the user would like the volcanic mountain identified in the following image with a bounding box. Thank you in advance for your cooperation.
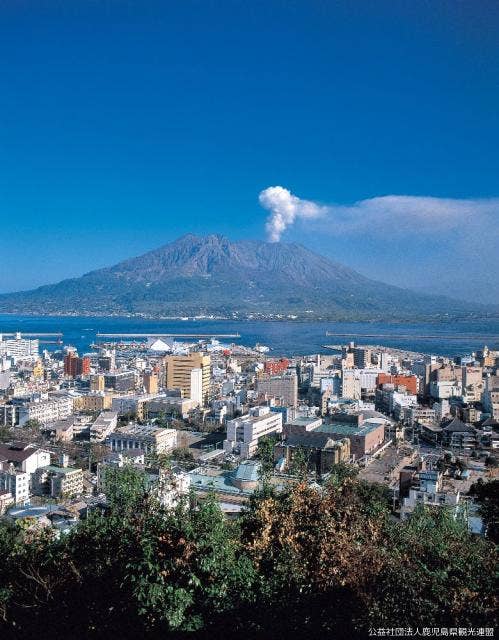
[0,234,478,319]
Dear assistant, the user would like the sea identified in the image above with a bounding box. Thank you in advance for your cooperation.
[1,315,499,358]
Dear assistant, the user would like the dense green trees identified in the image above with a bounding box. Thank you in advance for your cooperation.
[0,468,496,639]
[469,478,499,544]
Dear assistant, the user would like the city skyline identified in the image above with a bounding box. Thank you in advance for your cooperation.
[1,1,498,302]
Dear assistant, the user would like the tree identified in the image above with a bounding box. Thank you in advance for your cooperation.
[485,455,498,468]
[325,461,359,488]
[0,462,496,638]
[22,418,41,430]
[288,446,310,479]
[370,506,497,628]
[256,434,279,484]
[469,479,499,543]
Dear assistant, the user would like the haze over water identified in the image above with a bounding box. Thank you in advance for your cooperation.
[1,315,499,358]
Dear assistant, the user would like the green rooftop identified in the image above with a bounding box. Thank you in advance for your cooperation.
[316,422,383,437]
[41,465,82,475]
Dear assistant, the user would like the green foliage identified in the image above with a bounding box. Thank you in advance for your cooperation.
[0,466,496,638]
[288,446,310,479]
[171,447,194,461]
[256,433,280,484]
[469,478,499,543]
[325,461,359,488]
[370,506,497,628]
[22,418,41,430]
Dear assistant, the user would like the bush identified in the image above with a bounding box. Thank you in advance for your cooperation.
[0,467,496,638]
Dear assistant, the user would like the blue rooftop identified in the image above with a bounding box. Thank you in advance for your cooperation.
[316,422,384,437]
[233,460,261,482]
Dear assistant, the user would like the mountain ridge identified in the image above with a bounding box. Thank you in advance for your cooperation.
[0,234,490,320]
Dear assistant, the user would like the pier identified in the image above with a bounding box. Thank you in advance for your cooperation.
[325,332,499,341]
[96,332,241,339]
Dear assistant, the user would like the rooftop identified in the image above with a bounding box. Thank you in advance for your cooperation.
[0,443,41,463]
[40,465,82,475]
[317,421,384,437]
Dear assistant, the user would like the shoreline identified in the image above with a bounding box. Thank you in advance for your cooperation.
[0,311,498,325]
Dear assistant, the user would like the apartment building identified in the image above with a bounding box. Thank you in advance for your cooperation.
[90,411,118,442]
[33,465,84,498]
[73,392,112,412]
[0,464,29,505]
[461,366,484,403]
[0,334,39,361]
[111,394,157,420]
[17,394,74,426]
[341,369,361,400]
[64,353,91,378]
[483,376,499,420]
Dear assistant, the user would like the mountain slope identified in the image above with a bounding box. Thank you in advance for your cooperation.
[0,234,482,319]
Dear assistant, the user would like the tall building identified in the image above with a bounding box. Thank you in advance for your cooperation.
[256,372,298,407]
[166,353,211,405]
[64,353,90,378]
[143,372,159,395]
[341,369,361,400]
[98,350,116,372]
[90,374,105,392]
[353,347,371,369]
[461,366,484,403]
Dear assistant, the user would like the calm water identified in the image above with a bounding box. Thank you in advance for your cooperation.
[1,315,499,357]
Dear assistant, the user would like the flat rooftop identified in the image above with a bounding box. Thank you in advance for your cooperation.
[288,417,322,426]
[41,465,81,475]
[316,422,384,437]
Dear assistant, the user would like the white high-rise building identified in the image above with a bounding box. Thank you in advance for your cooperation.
[224,406,282,459]
[190,368,203,406]
[0,333,39,362]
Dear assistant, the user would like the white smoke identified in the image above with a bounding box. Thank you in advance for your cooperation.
[259,186,328,242]
[259,185,499,241]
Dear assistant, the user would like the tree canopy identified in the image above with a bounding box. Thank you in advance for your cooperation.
[0,467,496,639]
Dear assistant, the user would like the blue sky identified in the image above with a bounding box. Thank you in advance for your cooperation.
[1,1,498,302]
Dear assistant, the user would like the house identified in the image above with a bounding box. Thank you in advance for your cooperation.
[0,442,51,474]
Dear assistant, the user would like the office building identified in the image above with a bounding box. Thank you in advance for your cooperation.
[166,353,211,405]
[224,406,283,459]
[106,424,177,455]
[256,372,298,407]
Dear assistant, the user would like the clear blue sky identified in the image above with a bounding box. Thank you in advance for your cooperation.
[1,1,498,302]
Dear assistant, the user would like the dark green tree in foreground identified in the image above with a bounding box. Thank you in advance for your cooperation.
[469,478,499,544]
[0,467,496,639]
